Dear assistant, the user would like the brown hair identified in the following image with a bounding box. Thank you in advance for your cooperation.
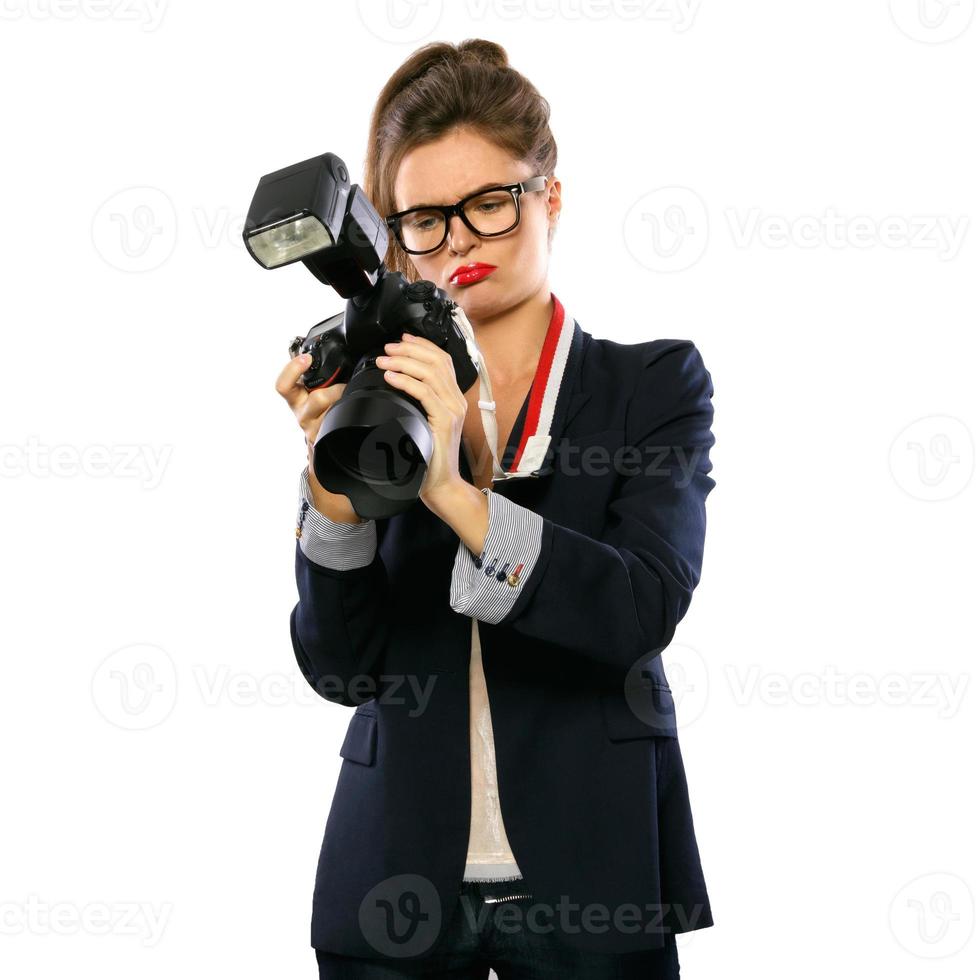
[364,38,558,282]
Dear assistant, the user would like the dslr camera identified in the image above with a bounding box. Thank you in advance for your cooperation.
[243,151,480,520]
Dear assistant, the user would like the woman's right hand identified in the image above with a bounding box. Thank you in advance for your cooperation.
[275,353,364,525]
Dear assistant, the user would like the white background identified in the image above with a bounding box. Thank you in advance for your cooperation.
[2,1,978,977]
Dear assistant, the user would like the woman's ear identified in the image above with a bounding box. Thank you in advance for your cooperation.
[545,178,562,249]
[546,176,562,223]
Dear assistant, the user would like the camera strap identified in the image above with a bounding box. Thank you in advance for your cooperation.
[453,305,510,481]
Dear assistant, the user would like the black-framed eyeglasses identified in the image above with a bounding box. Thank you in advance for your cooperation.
[385,175,549,255]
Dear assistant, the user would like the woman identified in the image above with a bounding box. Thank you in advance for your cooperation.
[275,39,716,980]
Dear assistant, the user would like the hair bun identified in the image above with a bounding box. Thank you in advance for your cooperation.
[457,38,509,68]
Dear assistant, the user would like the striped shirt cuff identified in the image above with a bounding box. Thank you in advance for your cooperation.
[296,466,377,570]
[449,487,544,624]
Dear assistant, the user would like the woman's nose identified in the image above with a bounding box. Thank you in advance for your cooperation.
[447,213,478,253]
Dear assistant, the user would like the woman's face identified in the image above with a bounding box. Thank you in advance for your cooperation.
[392,127,559,323]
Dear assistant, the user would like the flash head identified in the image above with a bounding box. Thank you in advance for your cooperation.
[243,151,389,297]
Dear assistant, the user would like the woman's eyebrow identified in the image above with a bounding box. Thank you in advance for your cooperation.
[405,180,507,210]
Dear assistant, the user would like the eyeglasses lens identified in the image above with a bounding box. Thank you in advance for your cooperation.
[399,191,518,253]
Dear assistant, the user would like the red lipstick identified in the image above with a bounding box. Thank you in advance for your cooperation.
[449,262,497,287]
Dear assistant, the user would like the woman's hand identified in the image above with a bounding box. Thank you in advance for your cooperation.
[376,332,469,508]
[274,353,363,524]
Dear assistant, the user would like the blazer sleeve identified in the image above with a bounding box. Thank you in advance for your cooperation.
[290,466,391,706]
[449,340,716,673]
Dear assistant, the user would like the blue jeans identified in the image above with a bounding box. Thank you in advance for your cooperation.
[315,877,680,979]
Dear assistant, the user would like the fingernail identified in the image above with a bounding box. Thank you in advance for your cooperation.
[300,353,312,364]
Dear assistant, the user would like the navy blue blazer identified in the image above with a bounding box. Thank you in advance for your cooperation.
[289,297,716,960]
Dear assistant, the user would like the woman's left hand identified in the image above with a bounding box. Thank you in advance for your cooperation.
[375,332,469,508]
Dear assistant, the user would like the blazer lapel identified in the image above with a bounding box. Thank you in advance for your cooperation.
[560,388,594,434]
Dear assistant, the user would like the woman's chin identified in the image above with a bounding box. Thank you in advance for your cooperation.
[450,284,499,319]
[455,298,491,327]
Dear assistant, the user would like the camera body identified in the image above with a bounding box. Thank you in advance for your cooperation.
[288,270,478,397]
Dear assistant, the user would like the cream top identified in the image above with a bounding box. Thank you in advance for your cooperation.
[463,615,522,880]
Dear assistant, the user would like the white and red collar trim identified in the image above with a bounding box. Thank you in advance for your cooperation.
[506,292,575,477]
[457,292,576,483]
